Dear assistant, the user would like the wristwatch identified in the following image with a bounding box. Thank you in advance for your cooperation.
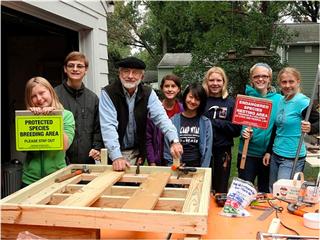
[171,139,180,145]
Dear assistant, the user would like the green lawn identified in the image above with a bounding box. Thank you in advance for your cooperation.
[229,137,319,187]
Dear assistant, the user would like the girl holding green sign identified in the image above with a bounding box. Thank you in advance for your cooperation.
[21,77,75,187]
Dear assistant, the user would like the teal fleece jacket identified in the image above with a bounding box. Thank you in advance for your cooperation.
[238,85,281,157]
[22,110,75,185]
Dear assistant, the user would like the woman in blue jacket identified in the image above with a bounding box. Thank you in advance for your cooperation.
[238,63,281,193]
[164,83,213,167]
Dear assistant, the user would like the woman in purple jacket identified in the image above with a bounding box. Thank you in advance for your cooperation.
[146,74,183,166]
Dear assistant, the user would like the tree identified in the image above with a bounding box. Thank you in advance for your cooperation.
[172,1,294,94]
[107,1,297,93]
[289,1,319,22]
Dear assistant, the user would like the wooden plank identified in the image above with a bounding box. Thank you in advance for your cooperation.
[119,174,191,185]
[65,184,188,198]
[1,205,207,234]
[100,148,108,165]
[20,175,82,205]
[1,223,99,239]
[182,172,203,213]
[0,166,71,204]
[122,172,171,210]
[50,193,185,211]
[198,168,211,214]
[58,170,124,207]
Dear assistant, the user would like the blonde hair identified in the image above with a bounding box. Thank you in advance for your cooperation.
[202,66,229,99]
[277,67,301,93]
[25,77,64,109]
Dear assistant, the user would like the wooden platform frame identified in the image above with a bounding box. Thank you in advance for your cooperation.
[1,164,211,239]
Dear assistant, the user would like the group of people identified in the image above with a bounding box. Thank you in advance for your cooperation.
[22,52,319,195]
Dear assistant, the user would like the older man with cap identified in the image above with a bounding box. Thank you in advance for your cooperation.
[99,57,183,171]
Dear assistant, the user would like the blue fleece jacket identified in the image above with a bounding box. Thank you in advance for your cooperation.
[238,85,282,157]
[163,114,213,167]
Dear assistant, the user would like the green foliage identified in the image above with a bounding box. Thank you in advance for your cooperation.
[169,1,294,95]
[287,1,320,23]
[106,1,311,91]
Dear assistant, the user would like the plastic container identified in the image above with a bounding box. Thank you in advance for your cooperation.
[303,212,320,229]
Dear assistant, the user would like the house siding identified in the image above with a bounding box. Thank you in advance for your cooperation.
[287,45,319,98]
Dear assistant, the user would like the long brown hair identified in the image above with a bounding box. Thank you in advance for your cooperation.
[25,77,64,109]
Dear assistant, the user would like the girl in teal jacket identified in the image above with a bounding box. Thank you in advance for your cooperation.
[22,77,75,186]
[237,63,281,193]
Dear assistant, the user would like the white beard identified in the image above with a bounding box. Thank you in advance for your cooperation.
[120,79,141,89]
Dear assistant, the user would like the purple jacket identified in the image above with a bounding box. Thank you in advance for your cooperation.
[146,102,183,165]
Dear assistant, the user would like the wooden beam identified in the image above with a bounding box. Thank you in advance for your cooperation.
[1,223,99,239]
[122,172,171,210]
[182,173,203,213]
[81,172,193,185]
[58,170,124,207]
[65,184,188,198]
[100,148,108,165]
[50,194,184,211]
[1,205,207,234]
[20,175,82,205]
[198,168,211,214]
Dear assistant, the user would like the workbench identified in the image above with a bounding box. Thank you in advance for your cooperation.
[1,164,319,239]
[100,195,320,239]
[1,164,211,239]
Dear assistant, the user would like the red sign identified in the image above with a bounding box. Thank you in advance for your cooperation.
[232,95,273,129]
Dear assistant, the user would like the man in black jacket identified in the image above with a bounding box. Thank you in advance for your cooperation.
[55,51,104,164]
[99,57,183,171]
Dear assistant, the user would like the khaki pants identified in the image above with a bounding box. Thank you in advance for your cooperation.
[121,149,140,165]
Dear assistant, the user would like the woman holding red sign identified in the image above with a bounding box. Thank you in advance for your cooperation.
[237,63,281,193]
[267,67,319,191]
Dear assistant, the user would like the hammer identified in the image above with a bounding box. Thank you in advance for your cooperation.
[55,165,90,183]
[171,163,197,179]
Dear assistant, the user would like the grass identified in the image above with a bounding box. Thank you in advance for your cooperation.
[229,137,319,188]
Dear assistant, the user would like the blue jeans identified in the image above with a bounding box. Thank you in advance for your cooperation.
[237,154,270,193]
[269,153,305,192]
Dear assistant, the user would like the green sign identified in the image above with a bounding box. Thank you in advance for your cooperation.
[15,110,63,151]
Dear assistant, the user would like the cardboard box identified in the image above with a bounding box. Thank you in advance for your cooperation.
[273,172,319,203]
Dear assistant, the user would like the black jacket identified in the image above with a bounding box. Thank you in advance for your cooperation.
[204,96,241,148]
[55,81,104,164]
[103,80,152,159]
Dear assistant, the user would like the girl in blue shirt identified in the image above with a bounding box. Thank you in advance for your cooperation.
[266,67,319,191]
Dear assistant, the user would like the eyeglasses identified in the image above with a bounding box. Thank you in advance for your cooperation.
[66,64,86,70]
[121,68,143,78]
[252,75,269,80]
